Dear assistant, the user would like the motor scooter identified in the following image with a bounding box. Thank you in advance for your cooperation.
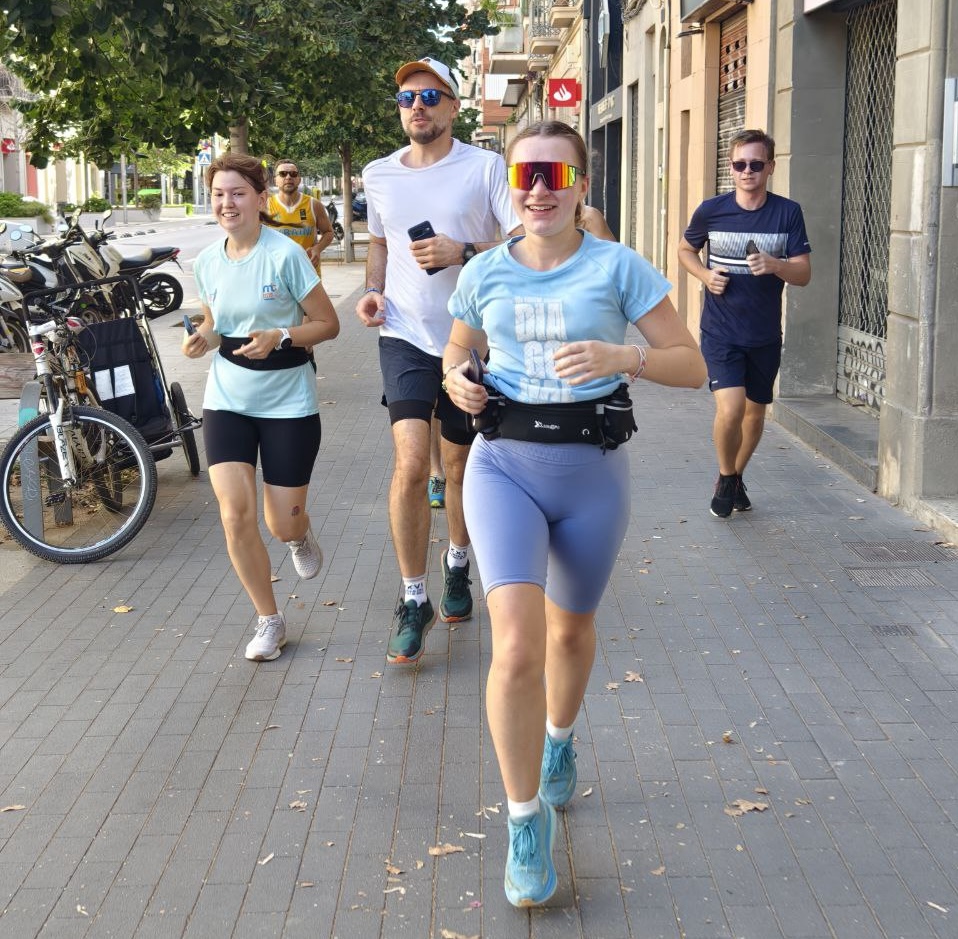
[325,200,345,242]
[89,209,184,318]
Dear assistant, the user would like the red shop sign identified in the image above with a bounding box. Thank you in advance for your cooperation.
[548,79,579,108]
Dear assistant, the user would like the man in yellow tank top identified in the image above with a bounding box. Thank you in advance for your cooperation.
[267,159,335,273]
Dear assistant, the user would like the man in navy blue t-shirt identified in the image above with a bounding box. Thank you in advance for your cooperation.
[679,128,811,518]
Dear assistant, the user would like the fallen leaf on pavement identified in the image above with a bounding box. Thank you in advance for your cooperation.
[606,681,619,691]
[624,671,643,682]
[724,799,769,817]
[1,804,26,812]
[429,843,465,857]
[441,930,479,939]
[257,853,275,865]
[112,605,133,613]
[289,800,307,811]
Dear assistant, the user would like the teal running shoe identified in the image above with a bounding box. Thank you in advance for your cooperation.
[539,733,577,808]
[386,598,436,664]
[504,802,557,907]
[439,554,473,623]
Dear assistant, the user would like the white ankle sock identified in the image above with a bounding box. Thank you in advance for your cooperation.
[508,795,539,821]
[403,577,427,606]
[446,543,469,568]
[546,720,573,742]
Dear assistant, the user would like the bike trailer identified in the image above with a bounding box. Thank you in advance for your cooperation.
[76,317,174,460]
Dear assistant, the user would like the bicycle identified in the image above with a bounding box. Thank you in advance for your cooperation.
[0,295,158,563]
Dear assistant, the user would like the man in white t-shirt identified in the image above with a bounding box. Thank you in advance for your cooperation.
[356,56,519,666]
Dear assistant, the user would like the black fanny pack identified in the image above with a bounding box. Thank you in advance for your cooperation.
[475,383,637,451]
[218,335,310,371]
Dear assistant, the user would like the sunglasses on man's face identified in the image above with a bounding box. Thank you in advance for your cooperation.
[731,159,767,173]
[276,170,299,178]
[507,161,582,191]
[395,88,455,108]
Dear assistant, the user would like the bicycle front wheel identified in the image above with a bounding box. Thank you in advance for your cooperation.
[0,406,158,563]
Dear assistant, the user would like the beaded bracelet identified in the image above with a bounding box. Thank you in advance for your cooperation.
[626,344,647,382]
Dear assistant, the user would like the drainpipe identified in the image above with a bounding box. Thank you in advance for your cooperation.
[917,0,948,419]
[659,0,670,275]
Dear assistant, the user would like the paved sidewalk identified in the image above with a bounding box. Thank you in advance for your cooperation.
[1,262,958,939]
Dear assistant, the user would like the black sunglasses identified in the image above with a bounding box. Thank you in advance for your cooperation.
[276,170,299,178]
[396,88,455,108]
[731,159,767,173]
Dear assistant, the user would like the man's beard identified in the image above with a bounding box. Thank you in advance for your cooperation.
[406,121,446,145]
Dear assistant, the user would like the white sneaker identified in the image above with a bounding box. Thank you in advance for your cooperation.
[285,524,323,580]
[245,613,287,661]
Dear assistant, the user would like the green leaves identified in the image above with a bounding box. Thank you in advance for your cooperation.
[2,0,483,166]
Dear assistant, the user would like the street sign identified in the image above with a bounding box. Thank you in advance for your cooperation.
[197,151,212,165]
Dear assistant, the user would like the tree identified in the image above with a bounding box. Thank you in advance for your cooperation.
[0,0,497,166]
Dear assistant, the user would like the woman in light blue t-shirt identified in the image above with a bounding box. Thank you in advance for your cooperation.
[184,153,340,664]
[443,121,706,909]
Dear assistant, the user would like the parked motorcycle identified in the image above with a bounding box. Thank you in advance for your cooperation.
[4,208,184,320]
[325,199,345,243]
[88,210,184,318]
[5,220,117,322]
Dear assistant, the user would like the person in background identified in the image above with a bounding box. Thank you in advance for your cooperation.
[184,152,340,662]
[443,120,706,908]
[678,128,811,517]
[355,55,520,665]
[267,158,335,274]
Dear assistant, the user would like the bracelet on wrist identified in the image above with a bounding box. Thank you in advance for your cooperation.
[626,344,647,382]
[364,286,382,294]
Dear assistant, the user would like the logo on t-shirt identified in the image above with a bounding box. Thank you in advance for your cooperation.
[262,283,278,300]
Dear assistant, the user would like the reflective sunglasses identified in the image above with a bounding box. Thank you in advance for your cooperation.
[507,161,582,191]
[395,88,455,108]
[276,170,299,178]
[731,159,767,173]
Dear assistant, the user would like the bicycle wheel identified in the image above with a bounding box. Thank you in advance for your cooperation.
[169,381,200,477]
[0,406,158,563]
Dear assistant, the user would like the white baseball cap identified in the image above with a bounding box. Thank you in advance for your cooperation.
[395,56,460,98]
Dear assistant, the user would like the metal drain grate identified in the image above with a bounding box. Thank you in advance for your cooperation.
[844,541,952,563]
[845,568,937,588]
[870,623,917,637]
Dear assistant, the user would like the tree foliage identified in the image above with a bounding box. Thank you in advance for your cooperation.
[0,0,498,167]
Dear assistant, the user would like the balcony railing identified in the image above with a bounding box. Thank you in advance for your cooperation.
[550,0,581,29]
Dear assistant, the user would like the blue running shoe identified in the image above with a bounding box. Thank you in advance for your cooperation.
[428,475,445,509]
[504,802,557,907]
[539,733,576,808]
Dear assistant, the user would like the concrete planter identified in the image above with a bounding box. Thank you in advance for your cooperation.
[161,205,191,219]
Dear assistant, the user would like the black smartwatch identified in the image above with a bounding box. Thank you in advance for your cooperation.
[276,327,293,351]
[462,242,478,264]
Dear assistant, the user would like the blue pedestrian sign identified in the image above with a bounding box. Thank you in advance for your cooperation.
[197,151,212,165]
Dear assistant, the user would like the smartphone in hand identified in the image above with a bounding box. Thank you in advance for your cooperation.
[183,314,196,334]
[745,239,759,257]
[407,220,446,275]
[465,348,485,385]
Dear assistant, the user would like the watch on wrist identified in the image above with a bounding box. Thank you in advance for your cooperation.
[461,242,478,264]
[275,327,293,351]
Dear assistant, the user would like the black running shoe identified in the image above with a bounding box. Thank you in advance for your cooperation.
[710,474,737,518]
[733,475,752,512]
